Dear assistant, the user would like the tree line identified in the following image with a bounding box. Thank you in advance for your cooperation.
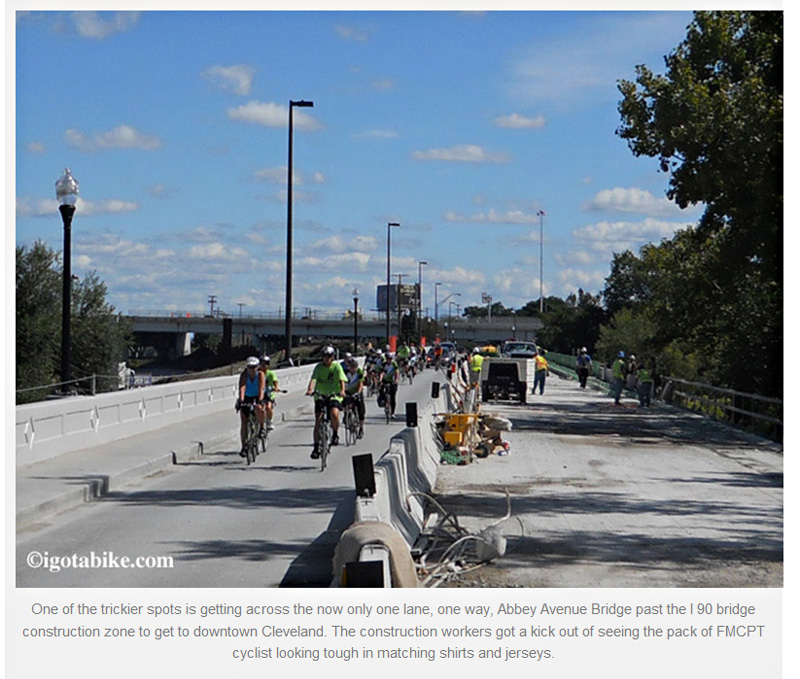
[466,11,782,399]
[16,241,133,403]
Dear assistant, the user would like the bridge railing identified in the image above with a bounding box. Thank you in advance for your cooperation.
[547,352,782,442]
[15,363,318,468]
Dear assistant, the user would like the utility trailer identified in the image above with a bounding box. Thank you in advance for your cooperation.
[480,357,535,404]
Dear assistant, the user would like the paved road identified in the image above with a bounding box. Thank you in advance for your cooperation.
[16,371,436,587]
[434,374,783,588]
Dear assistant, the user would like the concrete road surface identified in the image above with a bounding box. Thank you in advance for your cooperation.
[434,374,782,588]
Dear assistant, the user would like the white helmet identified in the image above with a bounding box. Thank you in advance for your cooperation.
[246,356,259,368]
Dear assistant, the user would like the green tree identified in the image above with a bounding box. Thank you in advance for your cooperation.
[614,10,781,397]
[617,11,782,270]
[16,241,132,402]
[16,242,61,400]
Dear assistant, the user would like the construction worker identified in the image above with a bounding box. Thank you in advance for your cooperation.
[533,350,549,395]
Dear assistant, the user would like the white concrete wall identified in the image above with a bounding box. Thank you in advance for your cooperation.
[15,364,317,467]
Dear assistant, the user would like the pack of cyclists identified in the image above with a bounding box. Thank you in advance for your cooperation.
[237,342,424,461]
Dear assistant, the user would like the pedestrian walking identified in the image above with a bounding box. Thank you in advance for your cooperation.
[576,347,593,388]
[612,351,626,405]
[533,350,549,395]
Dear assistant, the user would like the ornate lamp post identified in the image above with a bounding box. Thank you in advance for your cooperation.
[285,99,314,365]
[55,168,79,388]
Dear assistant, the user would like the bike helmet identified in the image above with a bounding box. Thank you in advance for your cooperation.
[260,355,270,364]
[322,346,336,357]
[618,351,625,358]
[246,356,259,368]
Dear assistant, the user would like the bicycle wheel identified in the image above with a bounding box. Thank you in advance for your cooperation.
[246,417,257,465]
[344,408,356,446]
[319,421,330,471]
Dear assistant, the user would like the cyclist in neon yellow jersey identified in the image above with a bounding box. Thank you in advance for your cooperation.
[305,346,346,459]
[258,355,279,432]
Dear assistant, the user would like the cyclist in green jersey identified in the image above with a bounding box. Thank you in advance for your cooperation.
[258,355,279,432]
[305,346,346,458]
[343,354,366,438]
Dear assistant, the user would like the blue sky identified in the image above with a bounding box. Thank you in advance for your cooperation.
[13,7,709,319]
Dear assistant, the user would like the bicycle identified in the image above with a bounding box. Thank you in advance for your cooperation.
[258,389,288,454]
[342,396,360,446]
[378,383,392,424]
[310,391,338,471]
[238,401,261,465]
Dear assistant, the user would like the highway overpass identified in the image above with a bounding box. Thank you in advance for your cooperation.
[127,312,543,359]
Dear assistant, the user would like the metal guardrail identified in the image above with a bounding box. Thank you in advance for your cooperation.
[547,352,782,442]
[661,376,782,440]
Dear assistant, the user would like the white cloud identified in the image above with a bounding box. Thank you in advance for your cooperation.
[444,208,540,224]
[372,78,395,91]
[299,252,371,272]
[203,64,255,95]
[413,145,510,163]
[65,124,163,152]
[16,196,139,217]
[507,13,691,107]
[334,24,371,42]
[71,11,140,39]
[27,141,46,154]
[583,187,696,216]
[353,129,399,140]
[227,101,322,130]
[255,166,322,187]
[493,113,546,129]
[187,242,250,262]
[306,235,377,254]
[573,218,690,252]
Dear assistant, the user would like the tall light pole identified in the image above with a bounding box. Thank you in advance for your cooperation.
[434,282,442,328]
[352,287,360,355]
[285,99,314,365]
[385,221,400,342]
[56,168,79,389]
[537,209,545,313]
[417,260,427,343]
[395,273,407,344]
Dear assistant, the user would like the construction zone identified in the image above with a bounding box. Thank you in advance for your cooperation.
[332,358,519,588]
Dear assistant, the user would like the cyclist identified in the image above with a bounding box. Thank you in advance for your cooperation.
[397,341,411,377]
[237,356,265,456]
[258,355,279,431]
[343,354,366,439]
[379,351,399,419]
[305,345,346,459]
[364,347,380,391]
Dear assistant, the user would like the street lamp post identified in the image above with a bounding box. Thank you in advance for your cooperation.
[385,221,400,342]
[56,168,79,389]
[417,260,427,343]
[352,287,360,355]
[434,282,441,328]
[285,99,314,365]
[395,273,407,344]
[537,209,545,313]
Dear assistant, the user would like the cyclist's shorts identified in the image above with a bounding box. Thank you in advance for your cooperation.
[314,396,342,415]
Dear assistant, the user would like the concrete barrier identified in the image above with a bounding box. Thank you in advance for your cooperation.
[333,377,451,587]
[15,364,317,467]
